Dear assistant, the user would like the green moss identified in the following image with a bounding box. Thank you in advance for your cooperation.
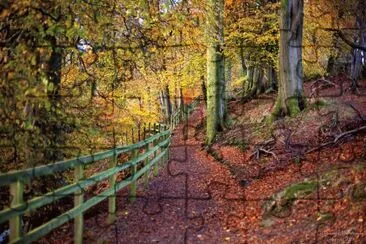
[281,0,289,11]
[287,97,301,117]
[317,212,335,224]
[351,183,366,201]
[354,164,365,173]
[308,99,328,110]
[264,180,317,217]
[227,138,248,152]
[269,99,283,122]
[284,181,317,199]
[320,169,339,184]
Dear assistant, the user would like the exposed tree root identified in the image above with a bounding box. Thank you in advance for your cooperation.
[306,125,366,154]
[310,79,337,97]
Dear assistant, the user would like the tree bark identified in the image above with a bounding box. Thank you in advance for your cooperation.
[179,87,184,111]
[201,76,208,105]
[272,0,305,118]
[45,38,64,162]
[225,58,233,98]
[264,65,277,92]
[164,85,172,119]
[206,0,225,144]
[244,65,254,93]
[239,46,247,77]
[350,10,366,91]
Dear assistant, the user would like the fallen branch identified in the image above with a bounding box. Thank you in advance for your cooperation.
[310,79,337,97]
[306,125,366,154]
[250,147,278,161]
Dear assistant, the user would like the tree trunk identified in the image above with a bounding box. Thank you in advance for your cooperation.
[272,0,305,118]
[45,39,64,162]
[164,85,172,120]
[178,87,184,111]
[174,88,179,112]
[159,90,166,117]
[242,65,264,99]
[256,68,265,95]
[350,13,366,91]
[201,76,207,105]
[239,46,247,77]
[263,65,277,92]
[225,58,233,98]
[206,0,225,144]
[219,58,227,129]
[271,67,277,90]
[244,65,254,93]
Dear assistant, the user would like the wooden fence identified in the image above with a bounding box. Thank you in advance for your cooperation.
[0,98,200,244]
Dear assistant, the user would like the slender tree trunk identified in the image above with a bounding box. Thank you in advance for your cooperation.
[242,65,264,99]
[179,88,184,110]
[201,76,207,105]
[175,87,184,111]
[262,65,277,92]
[174,88,179,112]
[350,14,366,91]
[271,66,277,90]
[255,68,264,95]
[239,46,247,77]
[225,58,233,98]
[218,58,227,129]
[206,0,225,144]
[244,65,254,93]
[159,90,166,117]
[45,38,63,162]
[272,0,305,118]
[164,84,172,119]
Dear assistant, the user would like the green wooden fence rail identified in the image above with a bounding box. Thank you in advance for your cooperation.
[0,98,200,244]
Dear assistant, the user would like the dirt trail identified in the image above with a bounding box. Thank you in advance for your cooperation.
[44,92,366,243]
[79,105,250,243]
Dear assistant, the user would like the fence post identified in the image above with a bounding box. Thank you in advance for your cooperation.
[130,149,138,202]
[108,149,118,224]
[138,124,141,141]
[126,130,128,145]
[74,163,84,244]
[9,180,24,242]
[143,143,149,189]
[153,137,159,176]
[166,132,170,163]
[132,128,134,144]
[143,126,146,140]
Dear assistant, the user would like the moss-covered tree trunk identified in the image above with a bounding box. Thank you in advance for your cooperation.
[242,64,265,100]
[244,65,254,93]
[218,58,227,128]
[225,58,233,98]
[263,65,277,92]
[206,0,225,144]
[272,0,305,118]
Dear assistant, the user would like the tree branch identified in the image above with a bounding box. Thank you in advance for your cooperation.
[324,28,366,52]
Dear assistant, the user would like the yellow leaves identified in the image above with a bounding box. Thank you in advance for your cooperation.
[0,8,10,21]
[225,0,234,6]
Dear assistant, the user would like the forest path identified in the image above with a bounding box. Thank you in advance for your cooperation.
[44,85,366,243]
[76,105,253,243]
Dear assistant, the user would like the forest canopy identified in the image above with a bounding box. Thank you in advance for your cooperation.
[0,0,365,167]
